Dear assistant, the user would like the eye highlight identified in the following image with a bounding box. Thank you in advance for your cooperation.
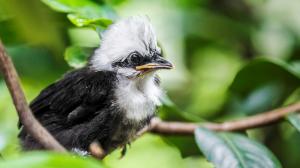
[129,52,141,64]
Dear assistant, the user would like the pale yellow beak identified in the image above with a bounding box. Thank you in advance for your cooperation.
[135,63,174,71]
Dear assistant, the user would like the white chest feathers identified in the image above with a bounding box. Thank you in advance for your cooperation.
[115,74,162,121]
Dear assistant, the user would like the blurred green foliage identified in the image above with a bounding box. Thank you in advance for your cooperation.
[195,128,282,168]
[1,0,300,167]
[0,152,105,168]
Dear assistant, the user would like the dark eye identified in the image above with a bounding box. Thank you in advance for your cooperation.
[130,52,141,64]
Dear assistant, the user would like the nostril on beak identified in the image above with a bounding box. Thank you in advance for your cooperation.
[155,57,173,69]
[158,59,166,64]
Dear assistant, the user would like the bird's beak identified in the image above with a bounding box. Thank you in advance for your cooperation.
[135,57,174,71]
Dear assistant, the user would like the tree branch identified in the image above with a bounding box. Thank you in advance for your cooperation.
[85,93,300,159]
[0,40,66,152]
[1,37,299,159]
[148,102,300,135]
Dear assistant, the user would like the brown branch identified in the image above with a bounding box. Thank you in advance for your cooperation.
[89,95,300,159]
[148,102,300,135]
[1,37,299,158]
[0,40,66,152]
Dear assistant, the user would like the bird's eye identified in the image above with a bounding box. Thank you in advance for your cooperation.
[130,52,141,64]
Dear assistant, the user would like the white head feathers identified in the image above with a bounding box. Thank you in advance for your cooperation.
[90,16,160,71]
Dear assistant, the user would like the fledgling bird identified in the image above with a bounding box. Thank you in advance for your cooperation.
[18,16,173,155]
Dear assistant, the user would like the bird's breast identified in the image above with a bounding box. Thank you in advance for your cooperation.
[104,75,161,151]
[113,75,161,121]
[114,84,156,121]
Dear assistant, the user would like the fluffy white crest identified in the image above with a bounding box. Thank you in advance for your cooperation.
[90,16,164,121]
[91,16,160,71]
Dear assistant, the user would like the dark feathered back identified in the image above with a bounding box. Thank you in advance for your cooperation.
[19,68,118,150]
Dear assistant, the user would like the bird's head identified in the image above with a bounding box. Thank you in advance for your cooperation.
[90,16,173,78]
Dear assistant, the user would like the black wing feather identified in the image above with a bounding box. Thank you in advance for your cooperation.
[19,68,117,128]
[19,68,118,150]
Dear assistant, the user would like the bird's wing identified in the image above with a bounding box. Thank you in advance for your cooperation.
[18,68,116,128]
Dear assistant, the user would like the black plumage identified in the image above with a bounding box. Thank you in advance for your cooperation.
[18,67,153,153]
[18,16,173,155]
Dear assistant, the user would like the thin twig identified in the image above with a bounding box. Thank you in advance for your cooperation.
[0,40,66,152]
[148,102,300,135]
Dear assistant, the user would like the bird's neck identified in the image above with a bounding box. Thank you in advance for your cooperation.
[123,73,161,98]
[115,72,162,121]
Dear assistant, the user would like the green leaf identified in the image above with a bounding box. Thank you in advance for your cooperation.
[64,46,92,68]
[41,0,99,13]
[67,14,113,27]
[41,0,116,28]
[284,88,300,132]
[0,152,105,168]
[287,114,300,132]
[194,127,282,168]
[229,58,300,115]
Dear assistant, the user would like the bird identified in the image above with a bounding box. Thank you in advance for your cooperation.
[18,16,173,156]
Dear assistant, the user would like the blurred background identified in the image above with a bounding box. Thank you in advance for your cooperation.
[1,0,300,167]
